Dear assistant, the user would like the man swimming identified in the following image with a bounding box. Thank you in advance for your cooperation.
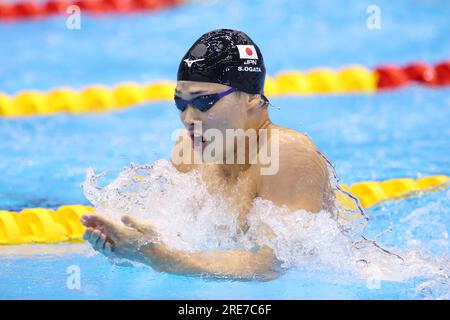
[81,29,333,279]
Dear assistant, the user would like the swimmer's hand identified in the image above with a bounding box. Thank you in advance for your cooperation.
[81,214,278,280]
[81,214,157,263]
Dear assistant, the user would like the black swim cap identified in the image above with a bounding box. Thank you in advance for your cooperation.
[177,29,266,96]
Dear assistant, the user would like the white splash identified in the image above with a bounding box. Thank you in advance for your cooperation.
[83,160,242,252]
[82,160,450,298]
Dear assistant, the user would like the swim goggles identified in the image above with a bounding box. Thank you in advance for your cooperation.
[174,87,237,112]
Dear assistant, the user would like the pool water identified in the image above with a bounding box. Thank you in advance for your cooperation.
[1,0,450,299]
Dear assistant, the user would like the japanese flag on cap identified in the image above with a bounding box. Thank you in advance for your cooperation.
[236,45,259,59]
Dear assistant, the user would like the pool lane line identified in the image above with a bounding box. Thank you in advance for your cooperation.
[0,205,94,245]
[0,0,183,21]
[0,175,449,245]
[1,61,450,118]
[0,81,175,117]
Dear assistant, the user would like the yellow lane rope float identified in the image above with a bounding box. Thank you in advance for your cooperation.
[2,60,450,117]
[0,65,377,117]
[0,81,175,117]
[0,175,449,245]
[0,205,94,245]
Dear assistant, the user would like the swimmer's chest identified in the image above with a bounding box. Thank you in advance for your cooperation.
[201,165,258,222]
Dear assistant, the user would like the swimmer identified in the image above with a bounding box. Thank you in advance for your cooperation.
[81,29,333,279]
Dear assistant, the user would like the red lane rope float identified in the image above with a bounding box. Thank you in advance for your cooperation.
[375,60,450,89]
[0,0,182,21]
[1,60,450,117]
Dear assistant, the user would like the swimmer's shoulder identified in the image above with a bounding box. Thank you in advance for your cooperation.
[268,124,318,150]
[273,124,328,173]
[255,124,330,212]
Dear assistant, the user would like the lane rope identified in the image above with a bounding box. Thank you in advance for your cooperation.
[1,61,450,117]
[0,0,182,21]
[1,175,448,245]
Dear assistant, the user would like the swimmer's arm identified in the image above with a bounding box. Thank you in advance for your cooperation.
[258,141,329,212]
[140,243,277,279]
[82,214,276,279]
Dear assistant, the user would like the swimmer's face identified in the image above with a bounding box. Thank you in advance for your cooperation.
[175,81,264,154]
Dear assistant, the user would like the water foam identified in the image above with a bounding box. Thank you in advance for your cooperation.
[82,159,450,298]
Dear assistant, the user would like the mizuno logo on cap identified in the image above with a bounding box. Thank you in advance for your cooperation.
[184,58,205,67]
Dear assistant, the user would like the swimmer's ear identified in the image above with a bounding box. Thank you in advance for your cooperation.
[246,93,265,112]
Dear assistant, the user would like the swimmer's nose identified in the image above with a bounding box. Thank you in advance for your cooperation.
[182,105,200,126]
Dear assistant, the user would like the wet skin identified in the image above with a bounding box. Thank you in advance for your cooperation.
[81,81,332,280]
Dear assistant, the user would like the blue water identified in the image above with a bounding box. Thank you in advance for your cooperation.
[1,0,450,299]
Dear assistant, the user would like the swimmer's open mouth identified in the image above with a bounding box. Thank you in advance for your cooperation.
[189,131,208,144]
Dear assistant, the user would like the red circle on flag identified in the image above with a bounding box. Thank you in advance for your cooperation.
[246,47,253,56]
